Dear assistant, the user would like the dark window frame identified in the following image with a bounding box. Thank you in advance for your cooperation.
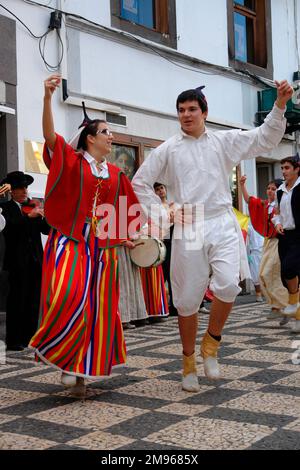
[110,0,177,49]
[112,132,242,210]
[112,131,162,172]
[227,0,273,79]
[233,164,242,210]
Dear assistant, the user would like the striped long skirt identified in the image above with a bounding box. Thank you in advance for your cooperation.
[30,224,126,378]
[140,265,169,317]
[259,237,288,310]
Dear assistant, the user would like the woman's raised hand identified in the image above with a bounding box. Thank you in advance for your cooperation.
[44,75,61,99]
[240,175,247,185]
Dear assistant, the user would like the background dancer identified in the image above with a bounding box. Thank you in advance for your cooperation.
[239,175,288,325]
[272,154,300,333]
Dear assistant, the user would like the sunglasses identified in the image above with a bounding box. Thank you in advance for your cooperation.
[96,128,113,137]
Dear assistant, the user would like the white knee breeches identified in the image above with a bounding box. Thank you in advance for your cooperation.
[171,212,241,316]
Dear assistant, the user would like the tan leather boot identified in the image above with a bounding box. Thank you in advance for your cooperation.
[283,291,299,317]
[182,352,200,392]
[291,306,300,333]
[200,331,221,380]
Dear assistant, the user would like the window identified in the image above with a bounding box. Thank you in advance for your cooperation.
[143,145,156,160]
[256,162,273,200]
[111,0,177,49]
[120,0,155,29]
[227,0,273,79]
[109,144,137,180]
[109,132,162,179]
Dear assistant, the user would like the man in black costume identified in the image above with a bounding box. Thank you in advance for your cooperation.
[0,171,50,350]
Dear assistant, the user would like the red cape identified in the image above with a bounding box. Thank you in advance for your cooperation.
[44,134,144,245]
[248,196,276,238]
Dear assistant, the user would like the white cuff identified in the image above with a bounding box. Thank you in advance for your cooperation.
[271,214,281,227]
[273,103,287,115]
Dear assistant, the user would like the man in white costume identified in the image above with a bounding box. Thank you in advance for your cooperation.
[132,81,293,392]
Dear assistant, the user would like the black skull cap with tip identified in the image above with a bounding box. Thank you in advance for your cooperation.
[195,85,207,103]
[78,101,93,129]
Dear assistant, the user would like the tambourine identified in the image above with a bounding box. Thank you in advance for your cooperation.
[129,236,166,268]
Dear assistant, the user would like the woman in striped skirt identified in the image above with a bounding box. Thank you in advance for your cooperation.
[30,75,143,395]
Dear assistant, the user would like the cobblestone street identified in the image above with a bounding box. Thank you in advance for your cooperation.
[0,301,299,451]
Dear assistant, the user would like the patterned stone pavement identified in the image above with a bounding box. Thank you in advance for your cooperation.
[0,302,299,451]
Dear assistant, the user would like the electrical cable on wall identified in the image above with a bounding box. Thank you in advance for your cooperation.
[15,0,283,86]
[19,0,257,82]
[39,28,64,72]
[0,2,46,38]
[0,2,63,71]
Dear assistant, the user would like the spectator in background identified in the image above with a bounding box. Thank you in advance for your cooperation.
[0,183,10,321]
[0,208,5,232]
[0,171,50,351]
[153,182,178,316]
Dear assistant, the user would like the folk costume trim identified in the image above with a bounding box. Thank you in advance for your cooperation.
[105,170,122,249]
[44,138,66,202]
[70,158,84,240]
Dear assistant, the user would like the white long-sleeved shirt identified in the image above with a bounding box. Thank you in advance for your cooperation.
[132,105,286,225]
[272,177,300,229]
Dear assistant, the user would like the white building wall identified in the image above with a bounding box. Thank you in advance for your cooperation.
[175,0,229,66]
[63,0,112,27]
[0,0,298,199]
[271,0,300,80]
[68,26,259,128]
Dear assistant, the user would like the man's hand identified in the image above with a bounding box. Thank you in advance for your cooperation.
[44,74,61,100]
[121,240,136,249]
[240,175,247,186]
[173,205,193,226]
[275,80,294,109]
[0,183,11,197]
[28,207,44,218]
[168,202,176,224]
[275,223,284,235]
